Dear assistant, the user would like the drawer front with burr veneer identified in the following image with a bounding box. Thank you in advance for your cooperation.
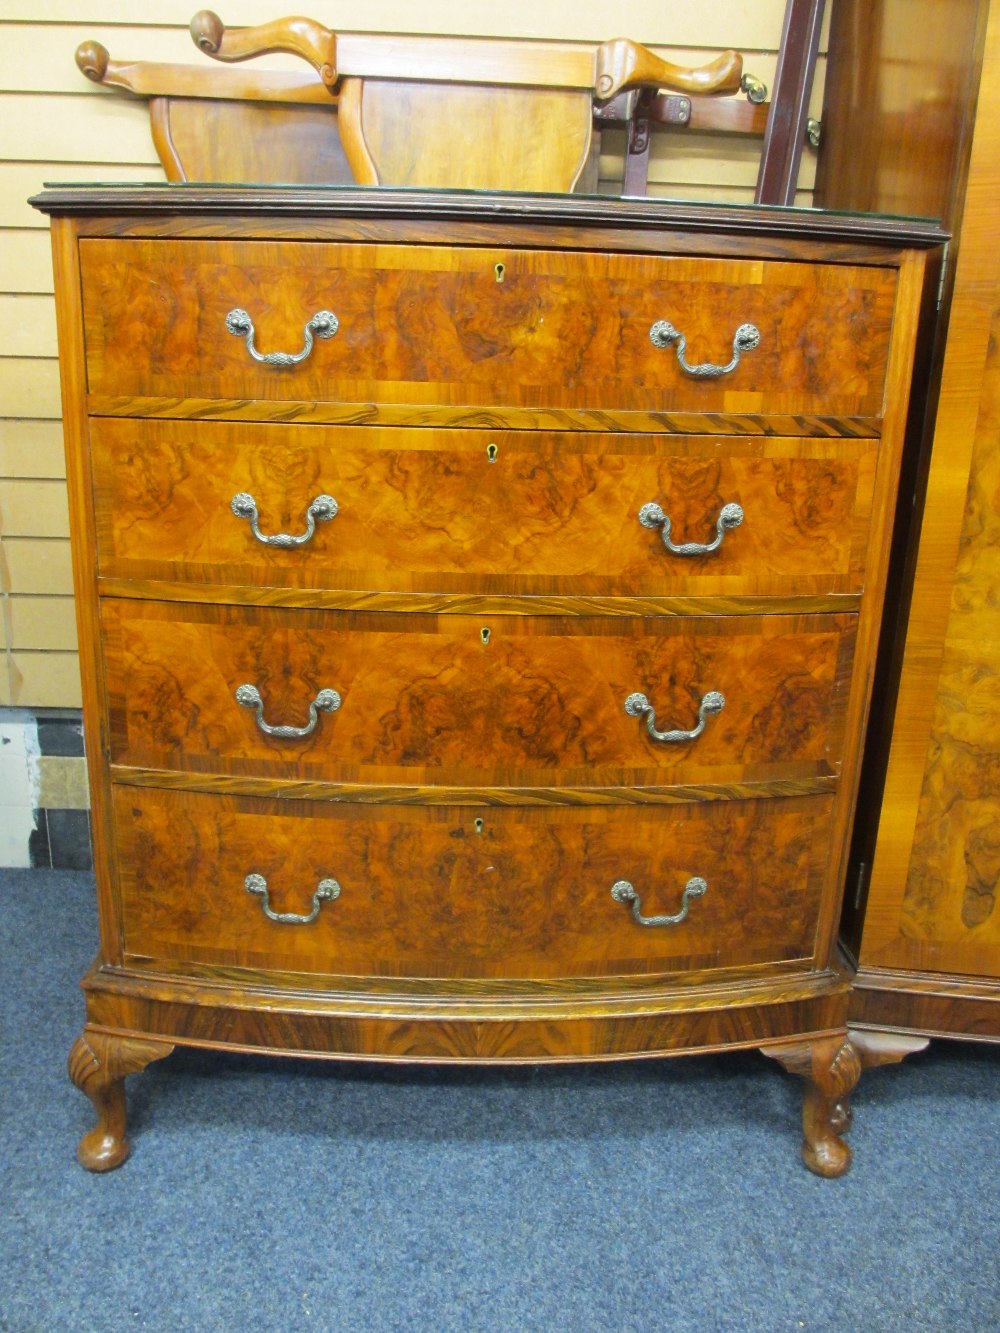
[113,785,834,981]
[79,238,897,420]
[101,599,854,790]
[90,417,878,603]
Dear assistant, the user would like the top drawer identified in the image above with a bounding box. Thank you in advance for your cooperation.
[79,239,897,422]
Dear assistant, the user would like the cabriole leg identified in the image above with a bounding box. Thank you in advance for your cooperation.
[763,1034,862,1178]
[68,1029,175,1171]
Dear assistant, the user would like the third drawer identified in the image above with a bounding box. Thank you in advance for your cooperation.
[102,599,855,789]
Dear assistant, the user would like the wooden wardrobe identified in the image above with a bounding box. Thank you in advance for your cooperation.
[817,0,1000,1041]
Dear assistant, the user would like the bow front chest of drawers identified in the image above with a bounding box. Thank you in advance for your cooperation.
[31,185,943,1175]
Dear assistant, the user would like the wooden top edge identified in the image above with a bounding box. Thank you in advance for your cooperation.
[28,184,949,246]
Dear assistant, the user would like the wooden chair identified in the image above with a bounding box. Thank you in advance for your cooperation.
[79,3,827,198]
[78,5,826,202]
[184,11,742,192]
[80,28,746,191]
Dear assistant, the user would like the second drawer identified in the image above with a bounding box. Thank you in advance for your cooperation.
[103,600,855,788]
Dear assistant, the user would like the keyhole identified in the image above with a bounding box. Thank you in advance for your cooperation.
[486,443,498,462]
[474,818,485,834]
[495,262,505,283]
[480,627,491,645]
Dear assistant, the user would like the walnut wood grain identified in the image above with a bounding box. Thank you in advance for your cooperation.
[101,601,855,789]
[49,218,123,966]
[850,967,1000,1040]
[86,396,883,439]
[809,249,935,973]
[900,633,1000,975]
[97,954,845,1002]
[81,961,851,1062]
[895,254,1000,969]
[850,10,1000,1012]
[97,579,861,619]
[78,238,898,419]
[112,785,835,981]
[68,1029,174,1171]
[72,221,916,273]
[109,764,840,807]
[90,418,877,600]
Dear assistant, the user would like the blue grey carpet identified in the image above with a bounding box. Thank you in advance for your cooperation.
[1,867,998,1333]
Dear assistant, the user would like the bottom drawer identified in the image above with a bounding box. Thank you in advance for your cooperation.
[113,786,835,981]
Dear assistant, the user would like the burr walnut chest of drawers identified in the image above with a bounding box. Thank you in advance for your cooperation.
[32,185,943,1175]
